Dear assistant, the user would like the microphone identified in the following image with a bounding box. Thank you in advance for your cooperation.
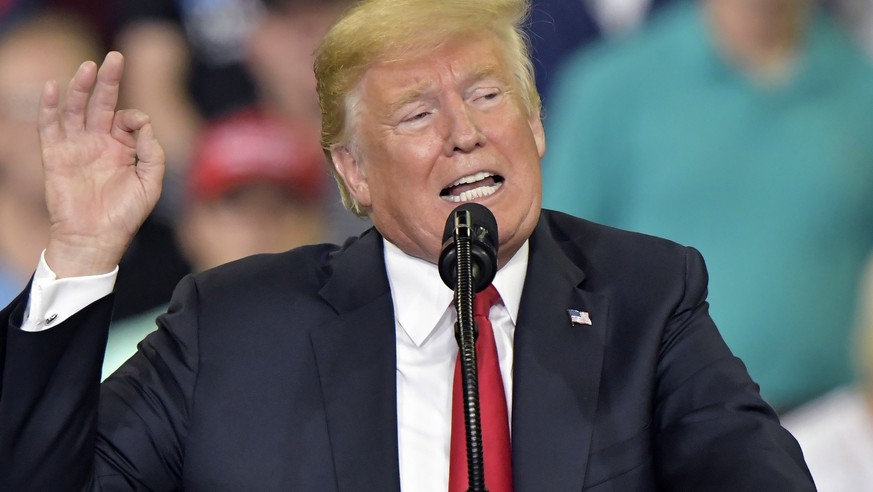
[438,202,498,491]
[438,202,499,292]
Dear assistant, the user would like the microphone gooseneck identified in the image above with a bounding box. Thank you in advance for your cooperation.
[438,203,499,492]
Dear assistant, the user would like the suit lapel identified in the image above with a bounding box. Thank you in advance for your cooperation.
[310,229,401,491]
[511,219,608,491]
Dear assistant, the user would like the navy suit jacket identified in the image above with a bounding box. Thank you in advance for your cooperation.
[0,210,814,491]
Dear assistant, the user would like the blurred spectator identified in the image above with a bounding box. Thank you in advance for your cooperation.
[783,253,873,490]
[527,0,678,104]
[0,0,40,32]
[829,0,873,58]
[115,0,369,243]
[176,109,327,270]
[47,0,117,47]
[541,0,873,410]
[0,11,103,306]
[104,110,330,379]
[114,0,264,221]
[244,0,369,242]
[2,0,116,50]
[245,0,352,125]
[116,0,262,120]
[0,10,191,318]
[526,0,601,105]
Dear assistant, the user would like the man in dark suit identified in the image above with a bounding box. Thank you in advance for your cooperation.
[0,0,814,490]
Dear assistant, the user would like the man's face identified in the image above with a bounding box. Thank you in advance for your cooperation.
[331,35,545,266]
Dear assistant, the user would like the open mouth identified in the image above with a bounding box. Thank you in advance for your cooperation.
[440,171,505,203]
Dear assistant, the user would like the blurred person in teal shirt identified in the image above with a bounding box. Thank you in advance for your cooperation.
[542,0,873,410]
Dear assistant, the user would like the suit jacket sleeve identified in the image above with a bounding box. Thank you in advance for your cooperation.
[0,275,202,491]
[0,284,111,490]
[652,247,814,490]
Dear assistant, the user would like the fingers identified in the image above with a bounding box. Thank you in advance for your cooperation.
[61,60,98,135]
[38,79,61,146]
[44,51,124,139]
[112,108,150,133]
[112,109,166,174]
[110,108,148,149]
[85,51,124,133]
[112,109,164,167]
[108,114,166,204]
[135,121,161,164]
[134,122,166,194]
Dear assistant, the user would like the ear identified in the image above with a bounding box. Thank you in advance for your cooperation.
[529,110,546,159]
[330,144,372,207]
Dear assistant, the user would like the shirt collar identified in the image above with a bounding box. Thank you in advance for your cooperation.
[383,238,529,347]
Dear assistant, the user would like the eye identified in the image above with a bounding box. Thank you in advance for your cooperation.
[396,108,434,130]
[404,111,431,122]
[470,87,503,107]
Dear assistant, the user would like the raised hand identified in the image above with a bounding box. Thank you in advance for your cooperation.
[39,51,165,278]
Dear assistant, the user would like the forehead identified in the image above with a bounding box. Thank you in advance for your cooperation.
[357,35,510,106]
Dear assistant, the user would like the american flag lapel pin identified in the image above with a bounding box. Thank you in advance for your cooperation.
[567,309,593,326]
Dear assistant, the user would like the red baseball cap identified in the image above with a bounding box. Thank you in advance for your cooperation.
[186,109,327,202]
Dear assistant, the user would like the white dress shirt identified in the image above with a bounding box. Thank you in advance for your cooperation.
[385,239,527,492]
[21,240,529,491]
[21,251,116,332]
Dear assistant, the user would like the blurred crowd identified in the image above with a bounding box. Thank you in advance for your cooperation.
[1,0,873,489]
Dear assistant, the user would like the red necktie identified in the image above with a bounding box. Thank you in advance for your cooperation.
[448,285,512,492]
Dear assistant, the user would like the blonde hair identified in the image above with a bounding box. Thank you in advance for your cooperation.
[314,0,538,216]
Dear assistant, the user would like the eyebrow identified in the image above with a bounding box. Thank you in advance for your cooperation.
[385,83,434,115]
[469,64,505,84]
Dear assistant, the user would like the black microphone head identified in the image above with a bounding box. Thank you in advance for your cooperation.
[440,203,497,248]
[438,203,499,292]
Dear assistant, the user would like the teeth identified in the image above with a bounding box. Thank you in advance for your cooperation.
[448,171,493,187]
[441,181,503,203]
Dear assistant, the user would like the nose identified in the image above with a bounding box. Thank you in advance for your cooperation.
[443,95,485,155]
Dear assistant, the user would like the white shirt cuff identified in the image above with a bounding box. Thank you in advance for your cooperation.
[21,251,118,332]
